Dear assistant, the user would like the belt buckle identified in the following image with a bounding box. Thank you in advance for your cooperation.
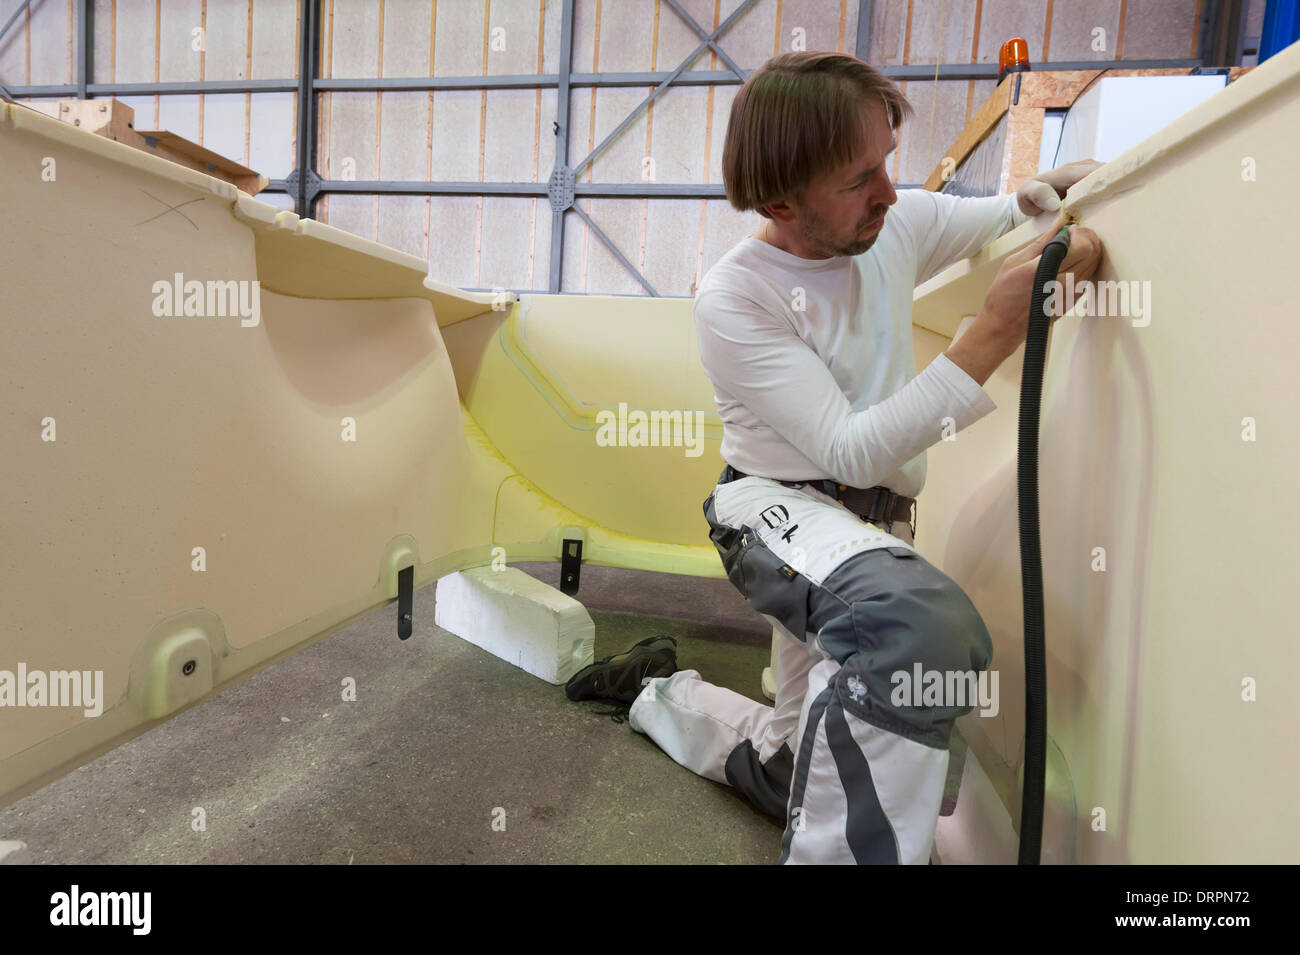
[868,486,894,530]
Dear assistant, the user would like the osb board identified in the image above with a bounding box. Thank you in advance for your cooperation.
[924,67,1257,192]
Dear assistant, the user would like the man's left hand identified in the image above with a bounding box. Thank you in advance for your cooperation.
[1016,159,1103,216]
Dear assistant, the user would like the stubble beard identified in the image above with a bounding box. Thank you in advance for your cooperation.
[801,208,878,258]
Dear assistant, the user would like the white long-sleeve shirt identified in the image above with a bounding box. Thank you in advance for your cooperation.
[694,189,1028,499]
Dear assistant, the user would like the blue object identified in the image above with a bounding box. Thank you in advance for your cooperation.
[1259,0,1300,63]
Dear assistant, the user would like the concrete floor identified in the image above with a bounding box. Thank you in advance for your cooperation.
[0,563,787,864]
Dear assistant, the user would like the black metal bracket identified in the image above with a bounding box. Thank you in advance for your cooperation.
[284,168,324,207]
[397,565,413,639]
[560,538,582,596]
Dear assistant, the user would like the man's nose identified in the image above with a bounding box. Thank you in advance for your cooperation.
[874,169,898,208]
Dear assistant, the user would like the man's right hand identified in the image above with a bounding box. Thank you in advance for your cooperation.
[945,215,1103,386]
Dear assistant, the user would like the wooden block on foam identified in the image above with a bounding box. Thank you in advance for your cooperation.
[434,567,594,685]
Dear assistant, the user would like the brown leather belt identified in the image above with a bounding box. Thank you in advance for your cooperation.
[724,465,916,533]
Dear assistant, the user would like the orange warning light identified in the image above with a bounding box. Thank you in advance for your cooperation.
[998,37,1031,84]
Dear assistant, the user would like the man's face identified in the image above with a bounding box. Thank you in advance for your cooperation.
[787,101,899,258]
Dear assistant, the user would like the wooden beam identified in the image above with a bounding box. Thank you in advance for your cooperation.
[923,73,1012,191]
[55,98,268,195]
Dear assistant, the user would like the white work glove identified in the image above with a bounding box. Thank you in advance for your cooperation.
[1016,178,1063,216]
[1016,160,1102,216]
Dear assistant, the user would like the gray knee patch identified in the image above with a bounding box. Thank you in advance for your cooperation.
[820,549,993,749]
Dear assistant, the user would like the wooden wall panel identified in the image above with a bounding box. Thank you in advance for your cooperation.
[865,0,908,64]
[432,0,485,75]
[776,0,853,56]
[376,193,429,259]
[843,0,861,54]
[483,0,540,76]
[89,0,111,81]
[157,93,202,141]
[540,0,562,74]
[202,91,248,163]
[908,0,979,63]
[480,196,540,290]
[297,1,1220,293]
[1049,0,1123,59]
[0,1,27,82]
[569,0,598,74]
[647,84,711,182]
[204,0,251,82]
[701,198,760,287]
[327,91,378,178]
[28,0,70,85]
[9,1,1234,293]
[482,88,546,180]
[967,77,997,116]
[704,81,737,184]
[897,78,971,185]
[331,0,380,77]
[383,0,433,76]
[976,0,1049,62]
[251,0,297,79]
[571,86,646,183]
[1121,0,1199,59]
[592,0,657,73]
[428,88,481,179]
[644,198,702,293]
[318,192,371,243]
[571,197,644,294]
[379,89,432,179]
[158,0,203,81]
[248,90,294,177]
[533,86,557,181]
[709,0,779,68]
[256,191,296,211]
[530,193,552,290]
[112,0,159,84]
[427,194,481,286]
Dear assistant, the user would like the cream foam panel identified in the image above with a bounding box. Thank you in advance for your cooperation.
[0,101,723,808]
[913,40,1300,862]
[2,35,1297,864]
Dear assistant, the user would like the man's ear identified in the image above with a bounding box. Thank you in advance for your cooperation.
[765,199,796,224]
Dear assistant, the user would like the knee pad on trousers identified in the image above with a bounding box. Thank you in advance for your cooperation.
[818,549,993,750]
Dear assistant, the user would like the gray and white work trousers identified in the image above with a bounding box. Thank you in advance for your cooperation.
[628,471,993,864]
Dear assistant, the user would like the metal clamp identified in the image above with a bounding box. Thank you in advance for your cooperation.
[560,538,583,596]
[397,565,413,640]
[867,487,895,529]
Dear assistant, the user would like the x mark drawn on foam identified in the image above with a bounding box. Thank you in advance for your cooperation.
[137,188,204,229]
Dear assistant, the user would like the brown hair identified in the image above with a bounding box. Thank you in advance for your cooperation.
[722,52,911,219]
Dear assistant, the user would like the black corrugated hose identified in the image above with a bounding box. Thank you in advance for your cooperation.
[1017,224,1072,865]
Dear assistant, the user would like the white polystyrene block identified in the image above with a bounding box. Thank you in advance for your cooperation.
[0,841,29,865]
[434,568,595,685]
